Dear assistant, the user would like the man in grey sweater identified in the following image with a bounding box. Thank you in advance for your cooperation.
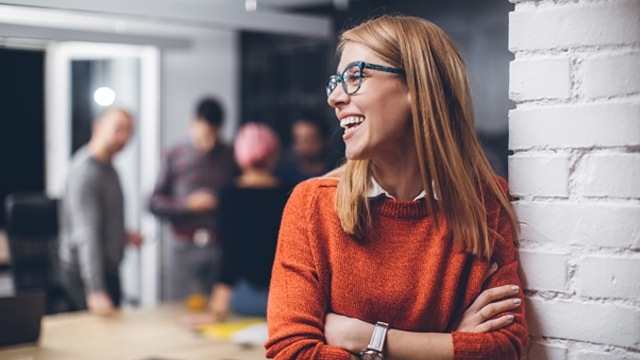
[59,108,142,315]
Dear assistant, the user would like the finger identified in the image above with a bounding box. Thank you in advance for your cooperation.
[482,262,498,282]
[475,314,515,333]
[472,285,520,311]
[477,297,522,324]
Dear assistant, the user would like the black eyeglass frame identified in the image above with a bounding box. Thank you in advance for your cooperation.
[326,61,405,97]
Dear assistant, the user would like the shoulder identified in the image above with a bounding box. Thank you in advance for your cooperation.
[69,151,100,180]
[285,177,338,210]
[160,142,190,163]
[292,177,338,196]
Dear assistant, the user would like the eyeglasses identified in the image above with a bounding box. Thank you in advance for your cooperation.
[326,61,405,98]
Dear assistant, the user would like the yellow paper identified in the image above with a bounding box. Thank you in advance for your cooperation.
[199,318,266,341]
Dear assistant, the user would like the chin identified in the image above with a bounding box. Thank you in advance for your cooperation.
[344,150,365,161]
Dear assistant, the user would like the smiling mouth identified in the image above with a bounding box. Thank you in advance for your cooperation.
[340,116,365,135]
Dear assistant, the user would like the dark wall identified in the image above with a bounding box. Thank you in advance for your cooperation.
[0,48,46,228]
[240,32,346,158]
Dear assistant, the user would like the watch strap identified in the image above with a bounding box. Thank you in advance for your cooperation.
[367,321,389,352]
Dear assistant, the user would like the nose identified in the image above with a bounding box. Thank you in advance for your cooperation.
[327,83,349,108]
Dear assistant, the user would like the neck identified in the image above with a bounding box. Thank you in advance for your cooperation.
[237,168,279,187]
[88,141,112,164]
[371,156,423,201]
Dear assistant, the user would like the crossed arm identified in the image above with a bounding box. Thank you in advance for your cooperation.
[323,264,523,360]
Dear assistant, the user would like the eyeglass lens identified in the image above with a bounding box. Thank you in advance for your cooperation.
[326,63,363,97]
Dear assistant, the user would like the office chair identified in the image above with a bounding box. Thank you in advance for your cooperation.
[4,192,72,314]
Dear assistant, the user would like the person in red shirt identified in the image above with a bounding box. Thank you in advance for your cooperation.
[265,15,528,360]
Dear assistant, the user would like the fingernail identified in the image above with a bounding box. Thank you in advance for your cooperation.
[511,285,519,292]
[512,298,521,305]
[490,262,498,269]
[507,315,514,322]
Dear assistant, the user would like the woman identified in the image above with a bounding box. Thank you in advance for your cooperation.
[183,122,292,326]
[265,15,527,359]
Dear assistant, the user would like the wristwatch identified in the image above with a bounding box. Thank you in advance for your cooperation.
[359,321,389,360]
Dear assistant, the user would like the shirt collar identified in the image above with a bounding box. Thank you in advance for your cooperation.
[368,177,426,201]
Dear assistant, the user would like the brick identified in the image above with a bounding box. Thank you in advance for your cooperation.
[526,297,640,348]
[519,250,569,292]
[582,153,640,198]
[577,256,640,300]
[575,350,640,360]
[509,58,571,101]
[514,202,640,248]
[509,154,570,197]
[509,102,640,150]
[527,342,566,360]
[583,52,640,98]
[509,1,640,51]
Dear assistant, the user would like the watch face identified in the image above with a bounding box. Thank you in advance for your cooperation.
[361,350,384,360]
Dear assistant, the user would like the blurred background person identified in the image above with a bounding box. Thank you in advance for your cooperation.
[182,122,292,328]
[58,108,143,316]
[275,115,341,184]
[149,97,239,302]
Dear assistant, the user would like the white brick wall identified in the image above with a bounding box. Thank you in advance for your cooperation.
[577,256,640,300]
[526,297,640,349]
[509,103,640,149]
[509,1,640,51]
[514,202,640,248]
[509,57,572,101]
[509,154,571,197]
[582,153,640,198]
[528,342,567,360]
[508,0,640,358]
[519,250,569,292]
[583,51,640,98]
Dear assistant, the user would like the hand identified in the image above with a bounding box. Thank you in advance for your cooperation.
[324,313,373,354]
[126,231,144,247]
[86,291,116,316]
[209,284,232,323]
[185,190,217,213]
[451,263,522,333]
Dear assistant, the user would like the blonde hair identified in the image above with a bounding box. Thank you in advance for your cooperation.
[334,15,518,258]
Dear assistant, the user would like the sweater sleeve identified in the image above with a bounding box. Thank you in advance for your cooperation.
[265,182,352,360]
[451,188,528,359]
[67,171,106,294]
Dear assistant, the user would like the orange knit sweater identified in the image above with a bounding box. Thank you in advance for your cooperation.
[265,178,527,359]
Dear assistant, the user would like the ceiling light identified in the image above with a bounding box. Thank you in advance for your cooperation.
[94,87,116,106]
[245,0,257,12]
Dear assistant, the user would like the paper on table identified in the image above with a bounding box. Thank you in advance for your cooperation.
[229,322,268,346]
[198,318,266,342]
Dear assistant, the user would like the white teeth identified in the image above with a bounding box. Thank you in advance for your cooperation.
[340,116,365,129]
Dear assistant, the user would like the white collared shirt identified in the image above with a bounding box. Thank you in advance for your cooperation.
[368,177,427,201]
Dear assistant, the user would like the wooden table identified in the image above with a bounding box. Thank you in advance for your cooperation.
[0,304,268,360]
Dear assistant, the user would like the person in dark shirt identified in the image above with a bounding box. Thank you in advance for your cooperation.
[182,122,290,327]
[275,115,341,184]
[149,97,239,301]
